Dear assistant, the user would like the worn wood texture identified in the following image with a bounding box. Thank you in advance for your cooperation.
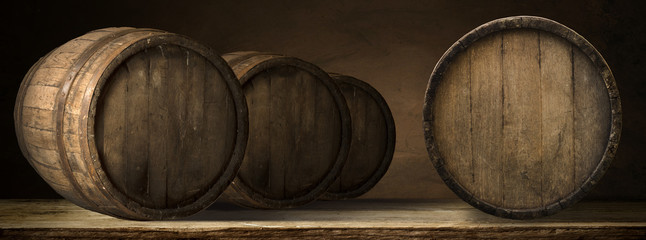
[222,52,351,209]
[322,74,395,200]
[1,199,646,239]
[423,16,621,219]
[14,28,248,220]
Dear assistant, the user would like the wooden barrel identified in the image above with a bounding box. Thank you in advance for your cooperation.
[221,51,351,209]
[423,16,621,219]
[321,74,396,200]
[14,28,248,220]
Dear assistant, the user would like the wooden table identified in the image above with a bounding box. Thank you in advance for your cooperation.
[1,199,645,239]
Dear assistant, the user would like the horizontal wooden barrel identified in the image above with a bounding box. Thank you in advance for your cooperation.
[222,51,351,209]
[14,28,248,220]
[423,16,621,219]
[321,74,396,200]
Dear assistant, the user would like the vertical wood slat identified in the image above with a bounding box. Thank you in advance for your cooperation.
[269,69,289,199]
[147,45,170,209]
[124,49,150,204]
[573,47,612,186]
[431,49,473,190]
[539,32,575,204]
[165,45,186,207]
[501,29,542,209]
[469,33,503,207]
[284,70,305,197]
[183,50,206,198]
[424,16,620,219]
[241,73,272,194]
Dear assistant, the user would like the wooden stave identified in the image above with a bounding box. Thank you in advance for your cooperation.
[14,28,248,220]
[222,51,352,209]
[422,16,622,219]
[321,74,396,200]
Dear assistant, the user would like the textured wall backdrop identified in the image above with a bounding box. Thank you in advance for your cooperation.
[2,0,645,200]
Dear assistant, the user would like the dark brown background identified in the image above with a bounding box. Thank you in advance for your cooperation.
[2,0,644,200]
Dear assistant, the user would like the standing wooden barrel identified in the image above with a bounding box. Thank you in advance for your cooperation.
[14,28,248,220]
[423,16,621,219]
[322,74,396,200]
[222,51,351,209]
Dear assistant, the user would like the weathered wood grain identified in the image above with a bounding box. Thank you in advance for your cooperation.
[222,52,351,209]
[423,16,621,219]
[2,199,646,239]
[14,28,248,220]
[539,31,575,204]
[432,48,474,193]
[573,46,611,187]
[124,48,150,205]
[501,29,542,209]
[469,33,504,207]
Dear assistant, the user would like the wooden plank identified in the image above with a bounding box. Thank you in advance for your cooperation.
[238,70,272,196]
[269,68,289,199]
[539,32,575,204]
[469,32,504,206]
[30,66,68,88]
[201,63,218,190]
[284,67,304,197]
[285,68,331,197]
[21,107,55,131]
[2,199,646,239]
[573,46,612,186]
[148,45,170,208]
[432,47,473,190]
[165,45,186,207]
[182,49,206,199]
[501,29,542,209]
[124,49,150,204]
[21,126,58,150]
[22,85,59,110]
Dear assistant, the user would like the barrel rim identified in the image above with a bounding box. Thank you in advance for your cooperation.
[226,52,352,209]
[422,15,622,219]
[82,30,248,220]
[321,74,396,200]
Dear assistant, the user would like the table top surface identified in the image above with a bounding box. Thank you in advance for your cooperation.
[1,199,646,229]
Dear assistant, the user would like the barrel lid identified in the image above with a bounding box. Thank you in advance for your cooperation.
[224,52,352,208]
[423,16,621,219]
[83,29,248,219]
